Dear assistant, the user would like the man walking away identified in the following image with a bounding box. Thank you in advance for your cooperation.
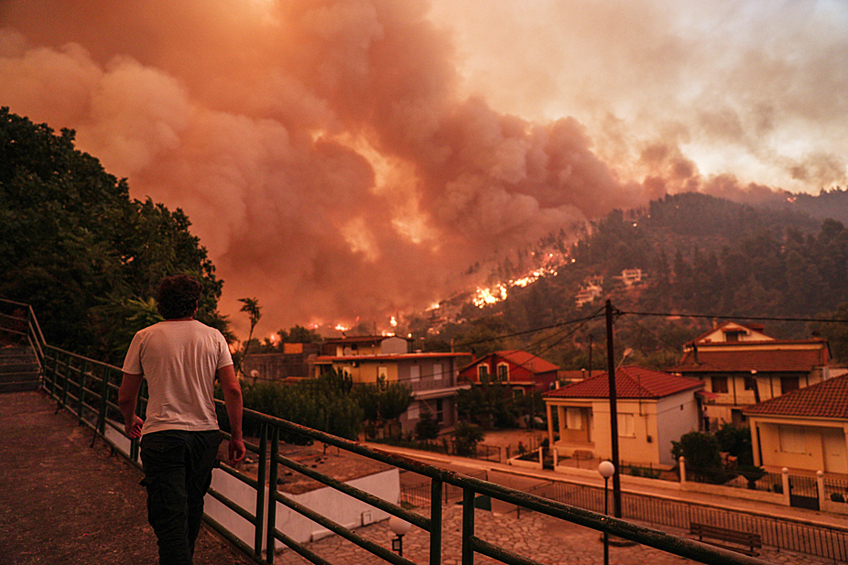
[118,274,246,565]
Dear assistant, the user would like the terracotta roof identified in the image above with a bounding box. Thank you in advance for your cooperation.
[670,342,829,373]
[543,366,702,399]
[496,350,559,372]
[744,374,848,419]
[461,350,559,374]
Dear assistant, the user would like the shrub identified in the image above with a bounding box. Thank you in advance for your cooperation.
[415,411,441,441]
[454,421,485,457]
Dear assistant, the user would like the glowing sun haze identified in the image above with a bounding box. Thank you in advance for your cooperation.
[1,0,845,337]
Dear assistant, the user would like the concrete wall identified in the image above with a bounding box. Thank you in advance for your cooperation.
[205,467,400,552]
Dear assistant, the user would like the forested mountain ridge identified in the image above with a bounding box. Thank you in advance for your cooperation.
[435,191,848,368]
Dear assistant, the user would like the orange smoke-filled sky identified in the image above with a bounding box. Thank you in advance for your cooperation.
[1,0,846,337]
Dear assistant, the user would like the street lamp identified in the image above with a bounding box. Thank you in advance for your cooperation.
[389,515,412,557]
[598,460,616,565]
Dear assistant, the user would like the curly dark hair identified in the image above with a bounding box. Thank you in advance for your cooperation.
[156,275,202,319]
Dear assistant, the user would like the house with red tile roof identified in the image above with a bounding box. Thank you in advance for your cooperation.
[668,321,836,430]
[458,350,559,394]
[542,366,703,467]
[744,374,848,474]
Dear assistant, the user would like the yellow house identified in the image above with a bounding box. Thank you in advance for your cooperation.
[543,366,703,467]
[669,321,834,429]
[745,374,848,474]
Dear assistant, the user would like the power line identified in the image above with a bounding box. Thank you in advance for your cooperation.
[618,310,848,324]
[452,306,606,349]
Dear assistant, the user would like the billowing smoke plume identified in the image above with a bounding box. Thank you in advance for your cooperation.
[1,0,845,336]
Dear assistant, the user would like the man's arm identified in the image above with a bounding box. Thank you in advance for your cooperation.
[118,372,145,438]
[217,364,246,464]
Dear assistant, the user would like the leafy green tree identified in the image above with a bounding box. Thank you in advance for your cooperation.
[415,410,441,440]
[814,302,848,364]
[456,381,517,428]
[234,297,262,376]
[0,108,227,360]
[236,370,362,442]
[672,431,727,483]
[453,421,485,456]
[355,376,413,437]
[715,422,754,466]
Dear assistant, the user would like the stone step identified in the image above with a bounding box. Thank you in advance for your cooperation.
[0,346,40,393]
[0,379,40,393]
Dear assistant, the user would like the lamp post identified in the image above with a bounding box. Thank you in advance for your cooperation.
[598,460,616,565]
[389,515,412,557]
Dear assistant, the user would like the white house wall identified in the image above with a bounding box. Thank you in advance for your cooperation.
[205,466,400,551]
[655,390,701,466]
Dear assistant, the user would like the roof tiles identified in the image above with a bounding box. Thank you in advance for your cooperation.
[543,366,702,399]
[744,374,848,419]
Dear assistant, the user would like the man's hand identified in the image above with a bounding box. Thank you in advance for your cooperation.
[228,438,246,465]
[124,415,144,438]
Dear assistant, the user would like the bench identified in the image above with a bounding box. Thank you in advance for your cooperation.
[689,522,762,556]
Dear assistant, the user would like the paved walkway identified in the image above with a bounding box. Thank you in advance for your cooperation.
[0,391,255,565]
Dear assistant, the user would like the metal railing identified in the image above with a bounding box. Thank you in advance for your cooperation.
[527,480,848,562]
[3,299,774,565]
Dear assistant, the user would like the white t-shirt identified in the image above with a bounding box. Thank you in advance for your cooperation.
[122,319,233,436]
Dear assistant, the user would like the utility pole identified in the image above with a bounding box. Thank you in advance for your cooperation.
[605,299,622,518]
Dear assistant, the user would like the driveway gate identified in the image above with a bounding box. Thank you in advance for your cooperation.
[788,474,819,511]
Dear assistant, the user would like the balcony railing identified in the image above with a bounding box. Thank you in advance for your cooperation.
[1,298,771,565]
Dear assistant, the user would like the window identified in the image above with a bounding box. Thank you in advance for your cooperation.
[725,330,743,342]
[744,376,757,391]
[497,363,509,382]
[711,376,729,393]
[566,408,583,430]
[779,425,805,453]
[617,413,635,437]
[378,366,388,381]
[477,365,489,382]
[407,402,420,420]
[781,376,799,394]
[435,399,444,423]
[410,365,420,383]
[433,363,442,381]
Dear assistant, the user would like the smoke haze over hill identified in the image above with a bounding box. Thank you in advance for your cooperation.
[1,0,845,337]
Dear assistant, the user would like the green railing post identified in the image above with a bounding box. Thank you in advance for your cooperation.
[78,359,89,425]
[60,351,71,409]
[255,423,268,561]
[430,479,443,565]
[462,488,475,565]
[266,426,279,564]
[97,367,111,436]
[50,349,60,399]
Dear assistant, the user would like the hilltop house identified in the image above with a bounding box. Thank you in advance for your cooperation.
[744,374,848,475]
[668,321,835,430]
[314,350,472,434]
[542,366,703,467]
[459,350,559,394]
